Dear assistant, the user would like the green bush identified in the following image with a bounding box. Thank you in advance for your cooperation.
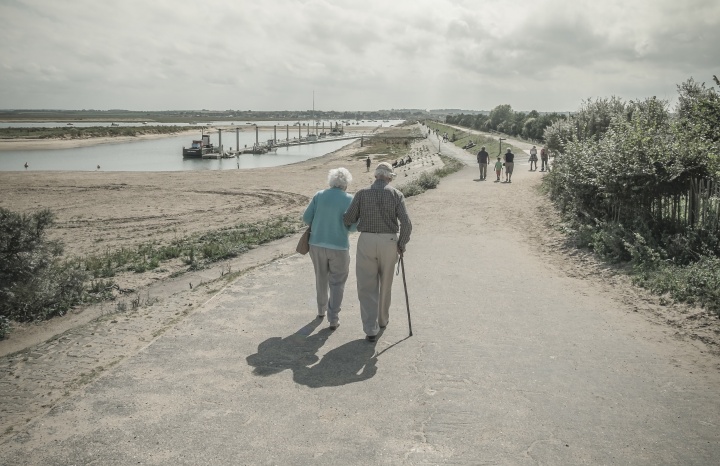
[417,172,440,190]
[542,77,720,315]
[399,182,425,198]
[0,208,87,324]
[635,256,720,313]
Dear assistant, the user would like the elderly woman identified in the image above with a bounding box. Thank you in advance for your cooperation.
[302,167,356,330]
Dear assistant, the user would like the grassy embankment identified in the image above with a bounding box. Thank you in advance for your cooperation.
[350,123,465,197]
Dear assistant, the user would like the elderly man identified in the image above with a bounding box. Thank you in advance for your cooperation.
[476,146,489,180]
[343,162,412,342]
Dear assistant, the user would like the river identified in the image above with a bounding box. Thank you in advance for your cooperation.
[0,120,403,171]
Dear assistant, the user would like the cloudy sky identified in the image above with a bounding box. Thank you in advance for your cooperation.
[1,0,718,112]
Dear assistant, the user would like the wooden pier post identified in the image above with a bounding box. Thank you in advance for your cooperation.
[274,125,277,144]
[218,129,223,154]
[255,125,259,146]
[286,125,289,145]
[236,127,239,153]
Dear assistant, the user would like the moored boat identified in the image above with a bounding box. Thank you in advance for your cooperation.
[182,134,218,158]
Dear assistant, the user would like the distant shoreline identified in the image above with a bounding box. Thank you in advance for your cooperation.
[0,129,200,151]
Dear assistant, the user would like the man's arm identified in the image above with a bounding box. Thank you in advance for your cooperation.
[396,197,412,252]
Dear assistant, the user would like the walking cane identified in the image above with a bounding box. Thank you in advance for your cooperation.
[399,252,413,337]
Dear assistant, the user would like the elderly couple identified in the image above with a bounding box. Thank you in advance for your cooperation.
[302,162,412,343]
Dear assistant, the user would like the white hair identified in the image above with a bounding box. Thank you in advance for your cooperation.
[374,167,396,180]
[328,167,352,190]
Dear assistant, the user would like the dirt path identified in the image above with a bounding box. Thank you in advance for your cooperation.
[1,126,719,464]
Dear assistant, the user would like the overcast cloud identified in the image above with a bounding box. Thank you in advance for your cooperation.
[0,0,718,112]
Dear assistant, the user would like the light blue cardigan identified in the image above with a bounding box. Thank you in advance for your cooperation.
[302,188,357,250]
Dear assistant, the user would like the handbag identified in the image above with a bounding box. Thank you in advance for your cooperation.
[296,227,311,255]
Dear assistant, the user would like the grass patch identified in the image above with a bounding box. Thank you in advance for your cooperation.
[353,126,425,162]
[632,257,720,313]
[79,216,303,279]
[398,155,465,198]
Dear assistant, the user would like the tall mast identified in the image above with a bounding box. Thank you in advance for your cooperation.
[312,90,315,133]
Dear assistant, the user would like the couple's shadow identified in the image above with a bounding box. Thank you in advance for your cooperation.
[246,319,377,387]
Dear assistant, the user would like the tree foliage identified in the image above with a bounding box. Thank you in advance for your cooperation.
[543,77,720,313]
[0,208,87,324]
[445,105,567,142]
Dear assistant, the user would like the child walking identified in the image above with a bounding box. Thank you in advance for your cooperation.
[494,156,503,182]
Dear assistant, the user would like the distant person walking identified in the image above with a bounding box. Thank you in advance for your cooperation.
[504,148,515,182]
[365,156,371,172]
[476,146,489,180]
[529,146,538,171]
[343,162,412,342]
[494,156,503,182]
[540,146,549,171]
[302,168,357,330]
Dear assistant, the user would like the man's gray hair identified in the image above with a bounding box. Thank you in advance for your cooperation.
[328,167,352,190]
[374,166,396,180]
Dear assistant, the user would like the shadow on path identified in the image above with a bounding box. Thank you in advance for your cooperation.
[245,319,378,387]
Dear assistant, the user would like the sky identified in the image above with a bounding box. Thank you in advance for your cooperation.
[1,0,718,112]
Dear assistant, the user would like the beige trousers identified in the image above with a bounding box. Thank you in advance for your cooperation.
[356,232,399,336]
[309,245,350,325]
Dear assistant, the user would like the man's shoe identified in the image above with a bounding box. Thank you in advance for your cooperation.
[329,323,339,330]
[366,335,377,342]
[317,314,325,320]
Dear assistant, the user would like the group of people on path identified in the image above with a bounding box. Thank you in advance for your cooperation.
[302,162,412,343]
[476,144,550,183]
[476,146,515,182]
[528,145,550,172]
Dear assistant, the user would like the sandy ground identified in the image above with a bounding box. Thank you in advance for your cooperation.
[0,127,442,354]
[0,126,719,464]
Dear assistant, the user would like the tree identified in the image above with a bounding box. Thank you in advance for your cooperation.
[488,104,513,131]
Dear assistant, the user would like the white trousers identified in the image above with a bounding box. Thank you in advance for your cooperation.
[309,245,350,325]
[356,232,399,336]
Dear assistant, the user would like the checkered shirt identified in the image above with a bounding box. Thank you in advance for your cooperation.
[343,179,412,251]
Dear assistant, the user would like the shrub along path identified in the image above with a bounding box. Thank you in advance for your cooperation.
[1,135,720,464]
